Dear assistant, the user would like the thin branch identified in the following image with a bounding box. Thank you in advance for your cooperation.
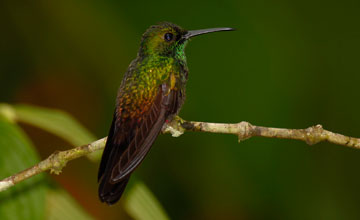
[164,117,360,148]
[0,137,107,192]
[1,117,360,192]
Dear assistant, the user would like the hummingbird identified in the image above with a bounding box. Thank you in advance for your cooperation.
[98,22,234,204]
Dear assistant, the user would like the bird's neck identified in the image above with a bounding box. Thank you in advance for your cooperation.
[135,54,187,84]
[139,52,187,69]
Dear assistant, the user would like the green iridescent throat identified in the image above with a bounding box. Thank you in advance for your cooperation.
[174,41,188,62]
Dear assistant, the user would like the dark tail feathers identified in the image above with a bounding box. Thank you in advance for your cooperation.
[98,174,130,205]
[98,112,130,205]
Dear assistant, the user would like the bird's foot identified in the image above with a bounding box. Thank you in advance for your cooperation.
[162,116,185,137]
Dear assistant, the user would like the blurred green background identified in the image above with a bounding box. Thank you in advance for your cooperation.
[1,0,360,219]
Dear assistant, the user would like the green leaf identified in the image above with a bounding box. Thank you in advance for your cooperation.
[0,104,101,161]
[124,182,170,220]
[0,119,47,220]
[46,188,94,220]
[13,104,96,147]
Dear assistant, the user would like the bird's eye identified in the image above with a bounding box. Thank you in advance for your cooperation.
[164,33,173,42]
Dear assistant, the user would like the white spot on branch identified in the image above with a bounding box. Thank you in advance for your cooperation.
[0,180,14,192]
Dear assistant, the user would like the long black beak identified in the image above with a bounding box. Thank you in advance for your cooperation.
[183,27,235,40]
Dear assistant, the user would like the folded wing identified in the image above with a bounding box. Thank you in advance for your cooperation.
[98,84,179,204]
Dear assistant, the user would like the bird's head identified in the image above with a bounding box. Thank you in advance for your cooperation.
[138,22,234,60]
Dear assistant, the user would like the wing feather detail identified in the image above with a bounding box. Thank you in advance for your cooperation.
[98,84,179,204]
[111,85,175,181]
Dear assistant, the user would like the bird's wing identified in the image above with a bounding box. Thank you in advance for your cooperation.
[98,83,179,184]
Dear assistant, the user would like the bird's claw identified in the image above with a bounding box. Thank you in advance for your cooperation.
[162,116,185,137]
